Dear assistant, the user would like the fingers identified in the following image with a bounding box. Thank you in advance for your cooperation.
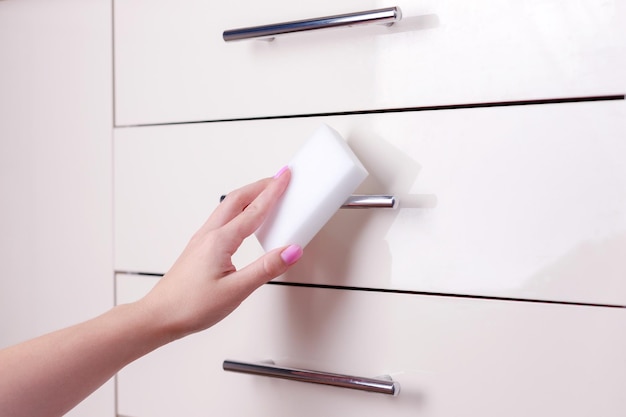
[201,178,273,231]
[220,167,291,253]
[224,244,303,295]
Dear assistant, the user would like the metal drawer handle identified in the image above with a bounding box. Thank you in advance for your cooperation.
[220,194,397,209]
[223,7,402,42]
[342,195,397,209]
[223,360,400,396]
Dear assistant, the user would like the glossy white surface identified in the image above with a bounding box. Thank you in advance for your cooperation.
[0,1,114,415]
[114,100,626,305]
[116,273,626,417]
[114,0,626,126]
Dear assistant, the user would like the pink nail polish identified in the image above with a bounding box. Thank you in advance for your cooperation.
[280,244,303,265]
[274,165,289,179]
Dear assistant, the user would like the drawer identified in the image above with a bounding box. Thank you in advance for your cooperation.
[116,273,626,417]
[114,0,626,126]
[114,100,626,305]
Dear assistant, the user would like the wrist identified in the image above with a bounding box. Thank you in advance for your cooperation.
[131,286,194,343]
[113,298,181,358]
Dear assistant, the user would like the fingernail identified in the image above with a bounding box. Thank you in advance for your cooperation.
[280,244,303,265]
[274,165,289,179]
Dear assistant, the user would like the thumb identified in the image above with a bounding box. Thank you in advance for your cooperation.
[227,244,303,294]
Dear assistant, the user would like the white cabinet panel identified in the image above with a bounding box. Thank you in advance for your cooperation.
[0,1,115,415]
[114,100,626,305]
[116,273,626,417]
[114,0,626,126]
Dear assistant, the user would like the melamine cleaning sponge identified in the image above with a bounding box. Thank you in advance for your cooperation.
[255,124,368,251]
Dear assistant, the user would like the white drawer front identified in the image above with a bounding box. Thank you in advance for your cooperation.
[114,100,626,305]
[116,274,626,417]
[114,0,626,126]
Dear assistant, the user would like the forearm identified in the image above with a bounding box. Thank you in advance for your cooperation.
[0,170,300,417]
[0,301,171,417]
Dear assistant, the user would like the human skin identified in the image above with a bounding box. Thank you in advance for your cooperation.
[0,167,302,417]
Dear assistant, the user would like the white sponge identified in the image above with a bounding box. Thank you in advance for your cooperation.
[255,124,368,251]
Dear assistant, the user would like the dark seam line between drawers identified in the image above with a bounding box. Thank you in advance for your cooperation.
[265,281,626,309]
[114,94,625,128]
[114,271,625,309]
[117,271,163,277]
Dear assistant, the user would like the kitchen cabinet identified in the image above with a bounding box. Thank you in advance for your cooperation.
[114,0,626,126]
[114,100,626,306]
[113,1,626,415]
[116,273,626,417]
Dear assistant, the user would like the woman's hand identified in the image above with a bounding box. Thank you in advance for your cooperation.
[0,169,302,417]
[138,166,302,340]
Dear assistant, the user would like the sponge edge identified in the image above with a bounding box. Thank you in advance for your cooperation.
[255,124,368,252]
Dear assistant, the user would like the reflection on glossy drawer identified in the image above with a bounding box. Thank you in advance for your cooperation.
[114,0,626,125]
[116,273,626,417]
[114,100,626,305]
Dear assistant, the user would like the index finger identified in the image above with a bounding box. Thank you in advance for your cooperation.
[221,166,291,253]
[202,177,272,231]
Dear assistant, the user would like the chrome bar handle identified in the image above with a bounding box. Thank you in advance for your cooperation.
[223,360,400,396]
[343,195,397,209]
[223,7,402,42]
[219,194,397,209]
